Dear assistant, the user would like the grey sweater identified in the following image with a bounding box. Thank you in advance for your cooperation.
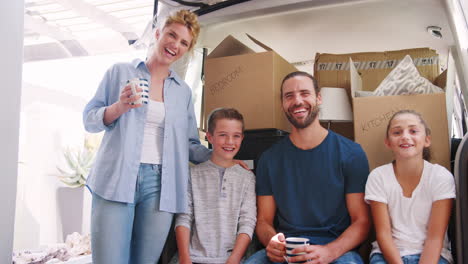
[175,160,257,263]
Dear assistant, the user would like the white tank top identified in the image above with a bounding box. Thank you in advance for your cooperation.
[140,100,165,164]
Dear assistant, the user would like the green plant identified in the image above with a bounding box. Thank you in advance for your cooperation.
[57,147,95,188]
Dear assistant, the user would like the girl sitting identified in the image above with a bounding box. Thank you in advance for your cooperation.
[365,110,455,264]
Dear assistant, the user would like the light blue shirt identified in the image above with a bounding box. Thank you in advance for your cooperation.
[83,59,211,213]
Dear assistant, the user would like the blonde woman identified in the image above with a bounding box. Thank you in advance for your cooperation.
[83,10,210,264]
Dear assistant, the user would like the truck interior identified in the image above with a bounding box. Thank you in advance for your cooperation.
[16,0,468,263]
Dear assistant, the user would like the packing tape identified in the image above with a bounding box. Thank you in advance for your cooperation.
[315,56,439,71]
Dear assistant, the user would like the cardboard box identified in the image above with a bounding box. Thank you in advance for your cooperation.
[203,34,297,132]
[350,57,451,171]
[314,48,439,94]
[313,48,450,171]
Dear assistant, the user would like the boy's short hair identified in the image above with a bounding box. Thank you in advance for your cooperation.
[207,108,245,134]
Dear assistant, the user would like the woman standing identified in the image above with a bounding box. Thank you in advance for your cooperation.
[83,10,210,264]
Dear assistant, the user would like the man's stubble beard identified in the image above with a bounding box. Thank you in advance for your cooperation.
[285,102,320,129]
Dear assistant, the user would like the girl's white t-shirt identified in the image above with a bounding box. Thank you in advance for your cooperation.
[365,161,456,262]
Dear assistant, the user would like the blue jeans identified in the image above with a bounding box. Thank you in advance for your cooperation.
[91,164,174,264]
[245,249,363,264]
[369,253,449,264]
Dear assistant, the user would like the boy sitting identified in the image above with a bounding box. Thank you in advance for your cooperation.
[175,108,257,264]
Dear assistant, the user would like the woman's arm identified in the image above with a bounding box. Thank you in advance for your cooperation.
[103,84,143,125]
[186,93,211,164]
[84,66,141,131]
[370,201,403,264]
[419,199,453,264]
[83,68,114,133]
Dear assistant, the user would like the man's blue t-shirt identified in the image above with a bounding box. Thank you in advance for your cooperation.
[256,131,369,245]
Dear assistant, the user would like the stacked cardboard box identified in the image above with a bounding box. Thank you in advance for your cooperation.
[314,48,451,170]
[203,34,297,132]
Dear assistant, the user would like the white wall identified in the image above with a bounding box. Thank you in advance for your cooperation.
[1,0,23,262]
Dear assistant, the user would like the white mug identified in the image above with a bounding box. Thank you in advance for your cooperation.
[127,78,149,105]
[284,237,309,264]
